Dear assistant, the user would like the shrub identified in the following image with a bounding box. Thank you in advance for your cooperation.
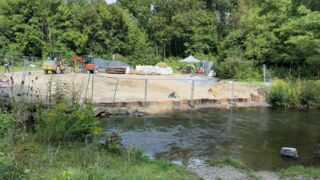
[0,112,13,138]
[164,58,186,72]
[299,81,320,108]
[268,80,294,107]
[268,80,320,108]
[0,152,24,179]
[35,103,101,143]
[217,57,261,81]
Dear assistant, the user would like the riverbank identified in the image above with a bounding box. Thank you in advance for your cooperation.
[0,103,199,179]
[0,141,199,179]
[95,100,270,116]
[189,157,320,180]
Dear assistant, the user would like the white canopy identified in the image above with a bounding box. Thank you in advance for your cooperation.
[179,55,200,63]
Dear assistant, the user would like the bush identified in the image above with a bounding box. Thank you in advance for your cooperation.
[217,57,261,81]
[268,80,320,108]
[268,80,294,107]
[0,152,24,179]
[35,103,101,143]
[164,58,186,72]
[0,112,13,138]
[299,81,320,108]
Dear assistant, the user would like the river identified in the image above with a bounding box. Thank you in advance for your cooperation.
[103,108,320,170]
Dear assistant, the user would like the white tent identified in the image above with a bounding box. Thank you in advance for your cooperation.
[179,55,200,63]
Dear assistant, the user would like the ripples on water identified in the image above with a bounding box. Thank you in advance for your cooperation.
[103,108,320,170]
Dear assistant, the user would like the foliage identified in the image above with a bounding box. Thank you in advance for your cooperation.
[0,111,13,137]
[35,103,101,143]
[268,79,320,108]
[299,81,320,108]
[0,0,320,78]
[0,151,24,179]
[268,79,294,107]
[0,142,198,180]
[280,165,320,179]
[217,57,261,81]
[207,156,249,171]
[164,58,186,72]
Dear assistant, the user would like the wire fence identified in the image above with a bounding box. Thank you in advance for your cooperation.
[0,55,42,66]
[1,65,271,108]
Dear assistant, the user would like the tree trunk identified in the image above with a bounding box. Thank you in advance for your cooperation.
[289,63,292,78]
[163,44,166,59]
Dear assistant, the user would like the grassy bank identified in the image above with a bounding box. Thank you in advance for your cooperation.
[208,156,320,179]
[268,79,320,109]
[1,141,198,179]
[0,102,199,180]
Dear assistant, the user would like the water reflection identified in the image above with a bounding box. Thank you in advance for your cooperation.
[103,108,320,170]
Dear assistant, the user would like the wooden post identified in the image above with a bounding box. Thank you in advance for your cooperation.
[191,80,195,106]
[91,74,94,102]
[112,79,119,106]
[144,79,148,107]
[231,79,235,105]
[84,74,91,103]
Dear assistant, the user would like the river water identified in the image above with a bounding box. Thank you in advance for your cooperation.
[103,108,320,170]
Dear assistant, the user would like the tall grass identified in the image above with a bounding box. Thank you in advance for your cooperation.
[268,79,320,108]
[0,75,199,179]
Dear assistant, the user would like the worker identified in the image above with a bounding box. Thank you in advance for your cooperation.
[4,59,10,73]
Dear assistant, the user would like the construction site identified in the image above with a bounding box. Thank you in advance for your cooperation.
[0,55,269,114]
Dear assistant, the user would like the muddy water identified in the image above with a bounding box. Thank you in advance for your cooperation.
[103,108,320,170]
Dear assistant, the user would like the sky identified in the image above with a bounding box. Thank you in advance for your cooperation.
[106,0,117,4]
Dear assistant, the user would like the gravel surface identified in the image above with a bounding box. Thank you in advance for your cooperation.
[190,165,280,180]
[7,71,266,103]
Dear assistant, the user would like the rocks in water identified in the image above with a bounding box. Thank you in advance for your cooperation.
[94,107,145,117]
[280,147,298,158]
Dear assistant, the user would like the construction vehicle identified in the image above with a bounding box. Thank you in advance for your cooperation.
[42,52,65,74]
[72,54,95,74]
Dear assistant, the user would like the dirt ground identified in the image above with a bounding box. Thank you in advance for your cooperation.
[4,71,268,106]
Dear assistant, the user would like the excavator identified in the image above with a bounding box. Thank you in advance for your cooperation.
[72,55,95,74]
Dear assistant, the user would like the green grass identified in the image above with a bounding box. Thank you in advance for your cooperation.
[207,156,258,179]
[207,156,249,171]
[280,166,320,179]
[1,141,199,180]
[0,65,41,72]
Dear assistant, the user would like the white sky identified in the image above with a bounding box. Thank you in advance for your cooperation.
[106,0,117,4]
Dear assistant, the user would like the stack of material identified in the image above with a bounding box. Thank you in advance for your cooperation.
[106,67,127,74]
[135,65,173,75]
[93,59,131,74]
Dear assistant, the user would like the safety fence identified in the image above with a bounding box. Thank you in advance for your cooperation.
[1,64,272,108]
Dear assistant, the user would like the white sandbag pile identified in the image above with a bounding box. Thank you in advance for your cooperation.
[135,66,173,75]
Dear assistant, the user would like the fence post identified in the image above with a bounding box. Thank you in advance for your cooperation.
[190,80,195,106]
[112,79,119,106]
[91,74,94,102]
[144,79,148,107]
[231,79,235,105]
[84,74,91,103]
[263,64,266,84]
